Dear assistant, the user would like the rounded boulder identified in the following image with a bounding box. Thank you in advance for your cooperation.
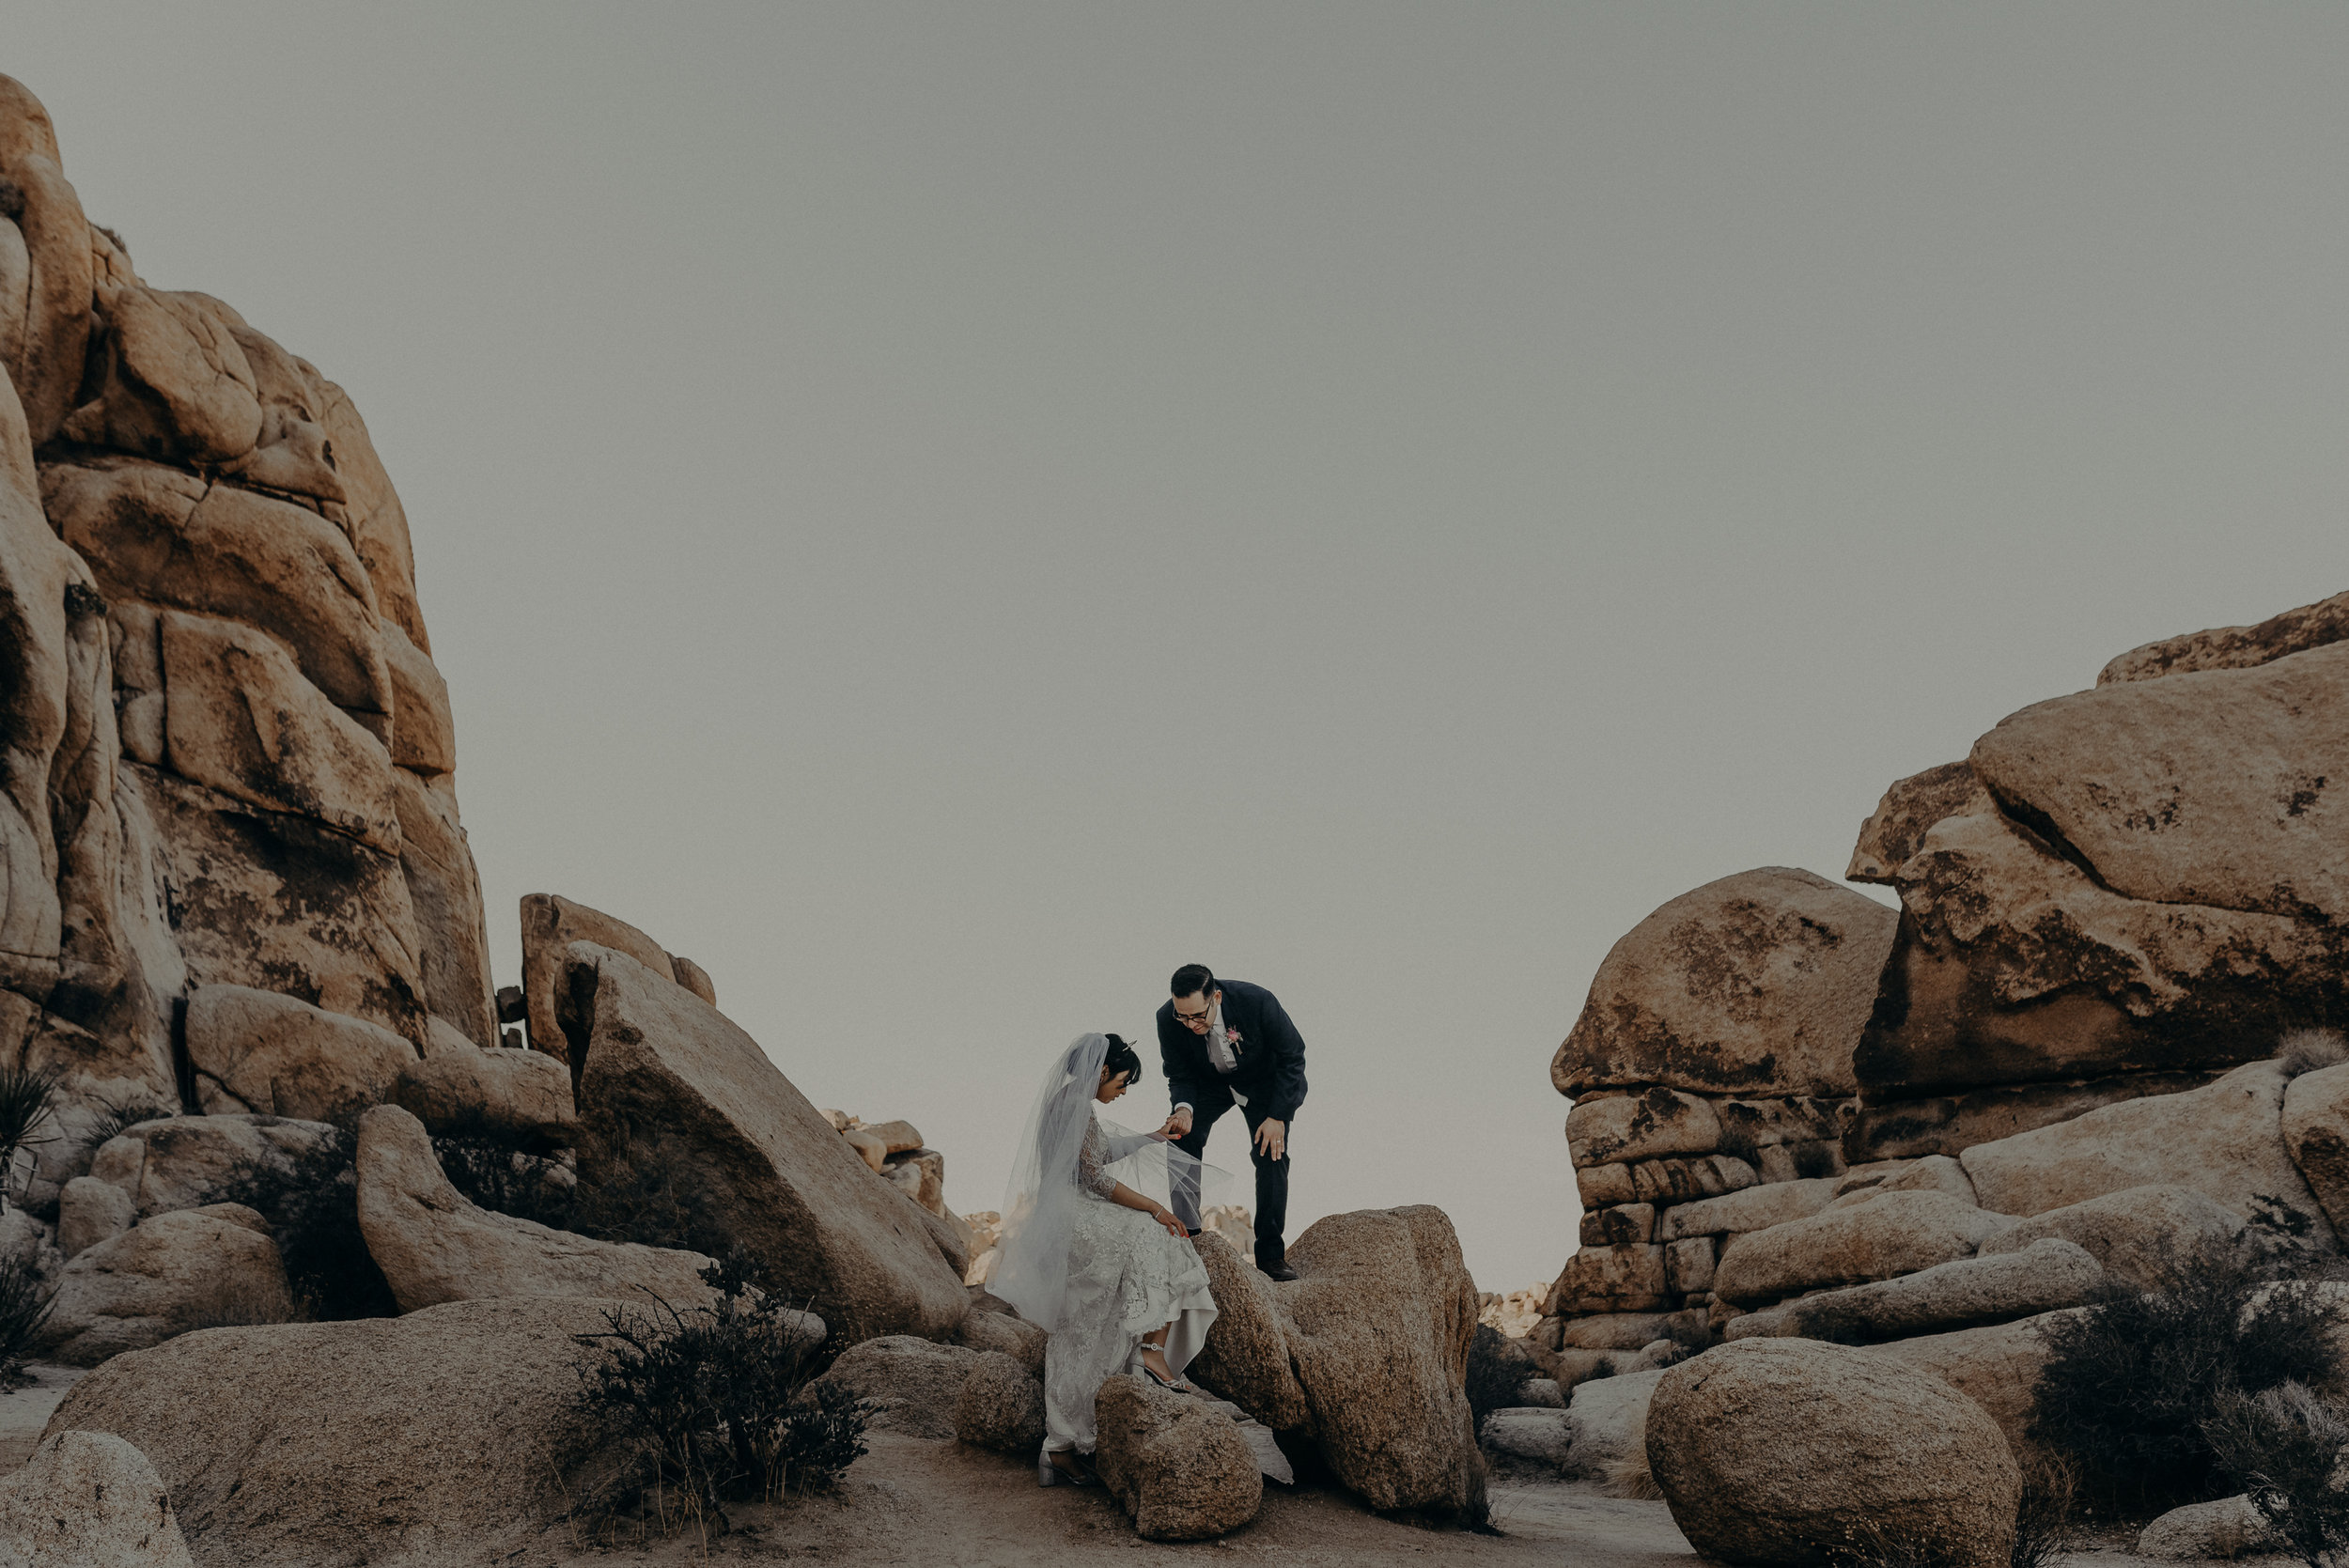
[1646,1339,2019,1568]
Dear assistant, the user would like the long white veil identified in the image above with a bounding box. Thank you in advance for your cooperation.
[989,1032,1229,1332]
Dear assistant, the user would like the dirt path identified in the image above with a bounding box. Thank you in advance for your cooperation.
[506,1436,1701,1566]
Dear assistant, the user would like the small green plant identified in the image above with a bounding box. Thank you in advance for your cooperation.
[2202,1381,2349,1568]
[0,1068,58,1209]
[0,1248,54,1389]
[2030,1234,2343,1514]
[77,1093,178,1154]
[572,1254,856,1536]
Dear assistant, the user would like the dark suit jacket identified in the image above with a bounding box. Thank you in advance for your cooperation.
[1157,978,1309,1124]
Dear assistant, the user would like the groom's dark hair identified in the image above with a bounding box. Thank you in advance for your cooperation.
[1169,964,1216,1000]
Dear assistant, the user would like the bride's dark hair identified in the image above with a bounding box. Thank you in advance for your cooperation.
[1101,1033,1143,1086]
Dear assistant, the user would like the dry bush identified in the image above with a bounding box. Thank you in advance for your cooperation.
[1466,1324,1534,1428]
[2202,1380,2349,1568]
[2011,1455,2077,1568]
[2030,1234,2343,1515]
[2280,1029,2349,1079]
[0,1248,53,1389]
[1603,1449,1664,1500]
[221,1130,397,1321]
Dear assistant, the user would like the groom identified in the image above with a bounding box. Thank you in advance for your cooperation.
[1154,964,1309,1281]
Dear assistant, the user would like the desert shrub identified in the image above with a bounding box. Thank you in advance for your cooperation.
[2030,1234,2343,1514]
[2010,1455,2078,1568]
[1466,1324,1534,1428]
[431,1116,578,1231]
[1603,1449,1664,1500]
[220,1129,396,1321]
[2279,1029,2349,1079]
[0,1248,53,1389]
[572,1254,854,1535]
[2202,1380,2349,1568]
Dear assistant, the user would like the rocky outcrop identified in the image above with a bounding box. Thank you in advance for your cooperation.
[1647,1339,2021,1568]
[1559,1368,1663,1479]
[1974,1184,2245,1291]
[1722,1237,2101,1343]
[0,1430,194,1567]
[45,1296,633,1567]
[562,942,969,1343]
[1958,1060,2335,1247]
[808,1335,984,1437]
[1854,647,2349,1159]
[1847,761,1980,885]
[352,1105,727,1314]
[953,1300,1048,1375]
[1712,1190,2015,1308]
[2101,589,2349,686]
[0,75,494,1211]
[1871,1311,2073,1473]
[1094,1374,1264,1542]
[38,1203,291,1365]
[519,893,690,1063]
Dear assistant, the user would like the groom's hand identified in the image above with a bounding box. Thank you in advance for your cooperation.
[1254,1118,1285,1161]
[1159,1108,1193,1140]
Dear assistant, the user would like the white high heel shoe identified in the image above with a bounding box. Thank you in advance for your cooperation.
[1037,1452,1097,1487]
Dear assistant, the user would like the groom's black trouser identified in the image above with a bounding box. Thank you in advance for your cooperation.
[1169,1094,1291,1271]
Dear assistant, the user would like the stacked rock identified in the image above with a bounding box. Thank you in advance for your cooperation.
[1541,866,1897,1348]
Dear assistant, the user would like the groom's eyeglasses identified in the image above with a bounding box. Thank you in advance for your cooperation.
[1172,1005,1212,1031]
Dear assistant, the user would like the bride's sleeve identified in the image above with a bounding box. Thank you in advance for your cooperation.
[1076,1122,1119,1199]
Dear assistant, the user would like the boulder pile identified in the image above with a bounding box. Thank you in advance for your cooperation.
[1518,590,2349,1528]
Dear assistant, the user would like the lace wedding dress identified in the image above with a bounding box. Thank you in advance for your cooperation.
[1039,1117,1220,1453]
[990,1033,1222,1458]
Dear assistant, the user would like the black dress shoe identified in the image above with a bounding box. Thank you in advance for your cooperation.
[1257,1261,1299,1282]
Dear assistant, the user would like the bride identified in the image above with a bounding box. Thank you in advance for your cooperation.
[990,1032,1221,1485]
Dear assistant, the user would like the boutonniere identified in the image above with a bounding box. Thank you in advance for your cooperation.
[1224,1027,1244,1046]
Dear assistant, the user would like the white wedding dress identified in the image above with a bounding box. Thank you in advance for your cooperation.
[989,1033,1222,1457]
[1039,1118,1219,1453]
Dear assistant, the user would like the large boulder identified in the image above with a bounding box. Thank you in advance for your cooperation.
[1277,1205,1485,1514]
[1187,1230,1312,1431]
[0,1430,194,1567]
[38,1203,291,1366]
[2137,1495,2282,1561]
[1559,1368,1663,1479]
[1723,1237,2101,1343]
[1858,643,2349,1125]
[808,1334,984,1437]
[562,942,969,1343]
[517,893,678,1063]
[1974,1184,2246,1290]
[1846,1069,2226,1165]
[183,984,416,1122]
[44,1296,633,1567]
[2282,1062,2349,1237]
[1959,1061,2335,1247]
[2102,590,2349,686]
[1093,1374,1263,1542]
[391,1026,575,1145]
[1554,867,1898,1098]
[1971,643,2349,924]
[1848,761,1980,885]
[1657,1178,1839,1241]
[1712,1190,2015,1307]
[951,1350,1045,1453]
[353,1104,726,1314]
[1871,1312,2073,1473]
[86,1113,340,1219]
[953,1301,1048,1376]
[1482,1405,1574,1467]
[1647,1339,2022,1568]
[1567,1089,1722,1167]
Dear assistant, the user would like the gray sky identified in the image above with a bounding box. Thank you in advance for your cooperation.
[14,4,2349,1291]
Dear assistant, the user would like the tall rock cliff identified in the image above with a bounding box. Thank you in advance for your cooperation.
[0,76,493,1203]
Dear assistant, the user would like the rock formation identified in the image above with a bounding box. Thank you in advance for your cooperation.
[1093,1374,1265,1541]
[0,73,495,1216]
[0,1430,194,1567]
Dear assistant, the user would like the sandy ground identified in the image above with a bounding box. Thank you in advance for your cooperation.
[0,1363,84,1472]
[491,1436,1698,1567]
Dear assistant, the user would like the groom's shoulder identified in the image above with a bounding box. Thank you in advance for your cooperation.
[1221,977,1276,1007]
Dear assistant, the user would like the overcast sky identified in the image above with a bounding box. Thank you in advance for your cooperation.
[12,5,2349,1291]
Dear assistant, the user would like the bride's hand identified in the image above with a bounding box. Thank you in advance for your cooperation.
[1153,1206,1187,1238]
